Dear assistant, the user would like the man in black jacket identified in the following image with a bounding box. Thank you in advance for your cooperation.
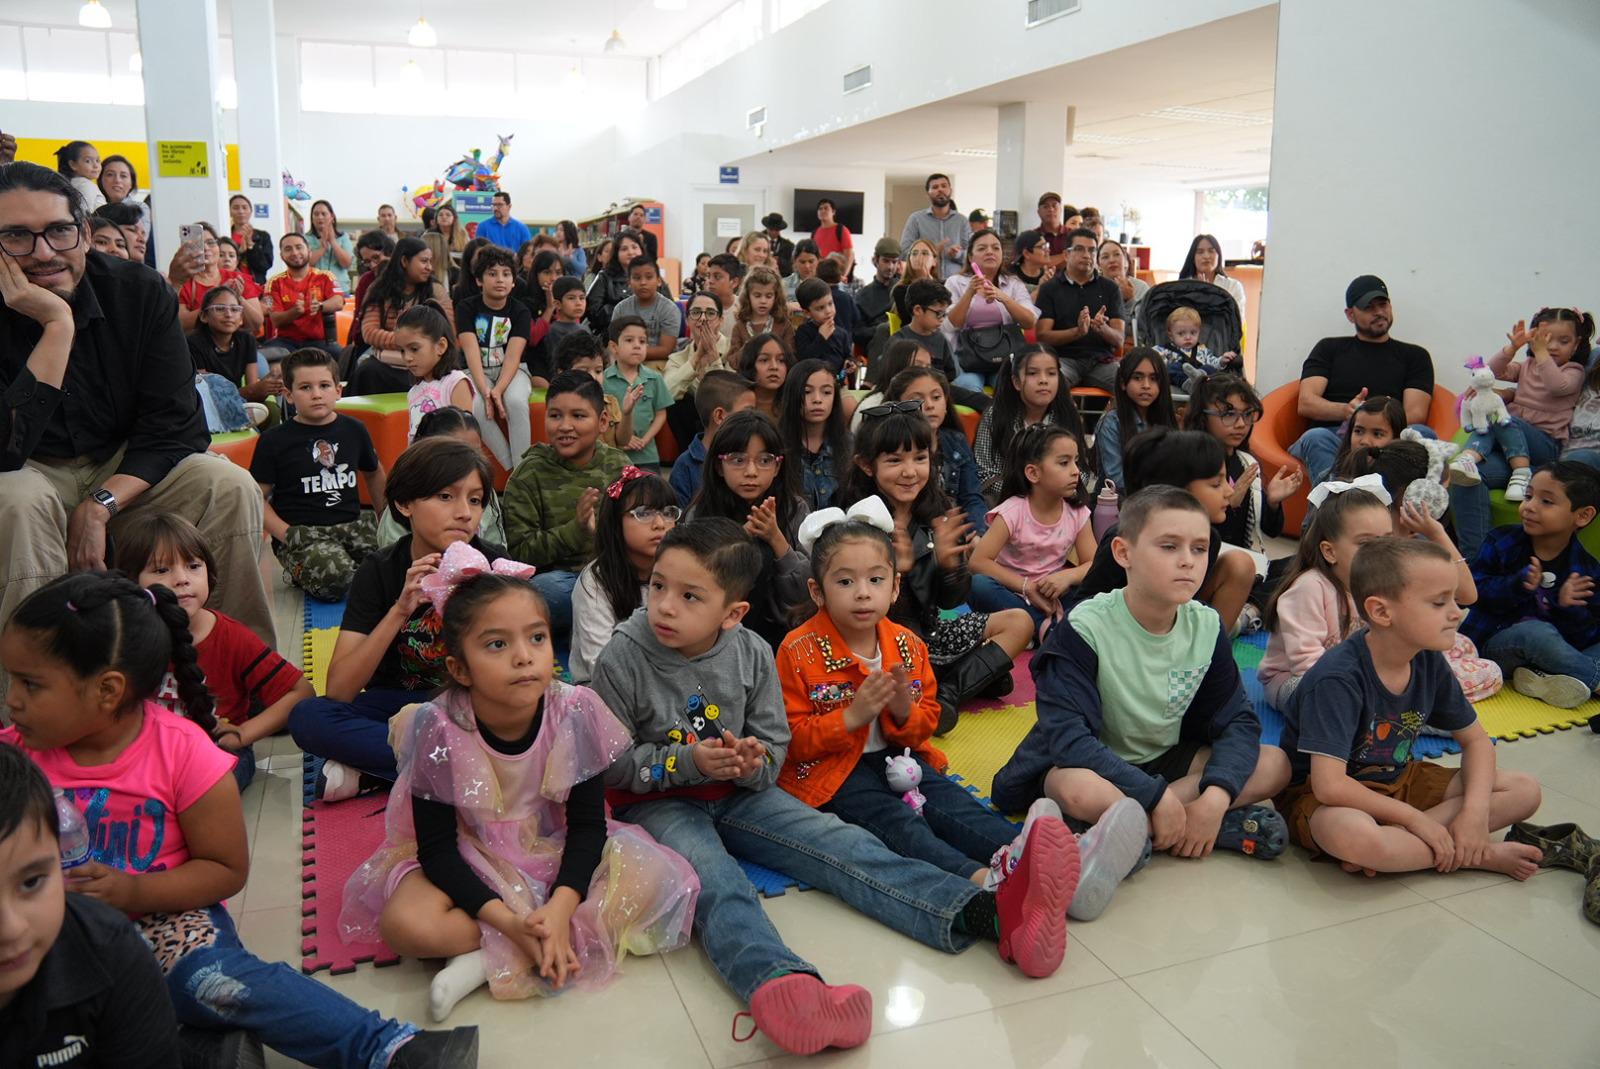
[761,211,795,278]
[0,162,271,645]
[853,236,901,353]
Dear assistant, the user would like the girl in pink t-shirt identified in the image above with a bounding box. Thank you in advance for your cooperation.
[969,425,1096,627]
[398,302,474,441]
[0,572,466,1067]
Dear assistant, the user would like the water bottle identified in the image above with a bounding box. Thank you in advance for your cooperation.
[1092,479,1121,541]
[54,788,90,871]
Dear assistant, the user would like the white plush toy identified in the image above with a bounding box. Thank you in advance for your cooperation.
[1400,427,1459,519]
[1458,359,1511,435]
[884,748,927,816]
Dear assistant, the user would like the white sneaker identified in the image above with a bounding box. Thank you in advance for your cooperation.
[1512,667,1593,710]
[244,402,270,428]
[1449,455,1482,487]
[315,759,362,802]
[1235,603,1263,635]
[1504,468,1533,502]
[1068,798,1150,921]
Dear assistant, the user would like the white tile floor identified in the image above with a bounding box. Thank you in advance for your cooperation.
[246,571,1600,1068]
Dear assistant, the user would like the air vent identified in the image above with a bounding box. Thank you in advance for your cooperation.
[747,105,766,129]
[842,64,872,94]
[1026,0,1080,28]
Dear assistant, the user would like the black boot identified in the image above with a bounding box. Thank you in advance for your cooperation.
[390,1026,480,1068]
[178,1027,265,1069]
[933,641,1016,735]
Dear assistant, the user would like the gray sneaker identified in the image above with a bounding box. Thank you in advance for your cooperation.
[1511,667,1592,710]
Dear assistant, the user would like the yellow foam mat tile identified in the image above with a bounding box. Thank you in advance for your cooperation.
[303,626,340,695]
[937,703,1037,801]
[1471,687,1596,741]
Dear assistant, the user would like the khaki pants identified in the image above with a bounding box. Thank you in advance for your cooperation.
[0,449,272,649]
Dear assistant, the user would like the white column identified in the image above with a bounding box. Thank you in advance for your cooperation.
[135,0,229,251]
[994,100,1069,233]
[1257,0,1600,393]
[231,0,285,241]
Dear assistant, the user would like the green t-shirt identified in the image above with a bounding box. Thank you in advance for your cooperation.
[603,363,675,467]
[1070,589,1220,765]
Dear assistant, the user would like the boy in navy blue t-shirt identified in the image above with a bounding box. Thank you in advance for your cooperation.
[1278,537,1544,878]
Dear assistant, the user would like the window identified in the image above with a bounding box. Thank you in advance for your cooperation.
[1198,185,1270,260]
[300,41,375,112]
[22,26,111,104]
[774,0,832,30]
[656,0,762,98]
[0,25,24,99]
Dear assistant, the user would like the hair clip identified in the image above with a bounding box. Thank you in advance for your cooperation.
[607,466,649,499]
[146,589,157,607]
[65,600,77,612]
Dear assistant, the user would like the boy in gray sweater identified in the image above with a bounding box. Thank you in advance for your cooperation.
[593,518,1079,1057]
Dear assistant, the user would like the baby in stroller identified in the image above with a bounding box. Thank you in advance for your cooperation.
[1157,305,1242,393]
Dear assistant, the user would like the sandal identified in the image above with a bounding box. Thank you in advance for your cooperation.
[1505,821,1600,874]
[1216,805,1287,860]
[1585,856,1600,927]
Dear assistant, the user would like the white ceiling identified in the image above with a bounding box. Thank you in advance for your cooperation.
[6,0,735,57]
[744,6,1279,187]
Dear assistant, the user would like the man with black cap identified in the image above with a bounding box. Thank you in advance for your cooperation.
[854,236,902,351]
[968,209,990,235]
[761,212,795,278]
[1289,274,1436,485]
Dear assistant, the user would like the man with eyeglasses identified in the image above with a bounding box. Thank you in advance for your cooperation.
[0,161,272,652]
[1035,226,1126,391]
[853,237,901,354]
[1289,274,1436,486]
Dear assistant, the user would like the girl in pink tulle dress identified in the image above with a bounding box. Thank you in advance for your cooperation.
[340,547,698,1020]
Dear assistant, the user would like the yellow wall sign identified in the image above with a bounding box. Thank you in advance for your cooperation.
[156,141,210,178]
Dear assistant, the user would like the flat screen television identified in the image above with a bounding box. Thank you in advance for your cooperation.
[792,189,864,236]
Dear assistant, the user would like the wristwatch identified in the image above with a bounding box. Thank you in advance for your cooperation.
[91,488,119,517]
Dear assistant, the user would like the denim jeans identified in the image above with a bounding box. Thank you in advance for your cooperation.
[231,746,256,793]
[821,752,1018,880]
[953,370,988,394]
[288,688,430,782]
[969,573,1046,627]
[613,787,978,1003]
[1564,447,1600,470]
[1482,619,1600,690]
[532,569,579,635]
[1292,422,1438,499]
[1466,417,1531,463]
[1449,424,1561,560]
[167,906,416,1069]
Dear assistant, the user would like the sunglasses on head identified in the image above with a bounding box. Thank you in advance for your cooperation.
[860,400,925,419]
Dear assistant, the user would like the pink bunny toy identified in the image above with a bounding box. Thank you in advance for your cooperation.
[884,748,927,816]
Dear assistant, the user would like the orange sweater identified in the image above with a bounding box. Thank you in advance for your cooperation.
[776,610,944,807]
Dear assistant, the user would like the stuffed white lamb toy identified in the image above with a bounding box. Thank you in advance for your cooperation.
[1459,359,1511,435]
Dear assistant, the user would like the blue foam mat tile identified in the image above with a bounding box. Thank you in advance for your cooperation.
[737,858,811,897]
[305,598,347,632]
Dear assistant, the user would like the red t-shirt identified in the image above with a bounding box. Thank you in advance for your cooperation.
[153,612,304,726]
[178,268,261,310]
[266,268,338,342]
[813,225,853,261]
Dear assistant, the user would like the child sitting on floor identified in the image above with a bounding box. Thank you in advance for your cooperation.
[887,366,986,533]
[594,519,1081,1056]
[1464,460,1600,709]
[290,439,499,798]
[340,554,698,1021]
[1095,347,1179,494]
[569,470,681,682]
[1276,537,1544,878]
[502,371,629,635]
[250,348,386,603]
[778,502,1146,921]
[554,329,631,451]
[601,316,674,473]
[116,512,313,793]
[969,425,1096,628]
[993,486,1293,862]
[0,745,181,1066]
[780,358,852,512]
[1258,485,1393,708]
[793,278,853,373]
[670,368,754,507]
[376,408,507,548]
[0,573,477,1069]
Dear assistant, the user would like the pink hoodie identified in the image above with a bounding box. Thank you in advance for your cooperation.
[1259,570,1359,708]
[1490,346,1585,440]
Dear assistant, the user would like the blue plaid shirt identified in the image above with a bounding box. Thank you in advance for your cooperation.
[1462,524,1600,649]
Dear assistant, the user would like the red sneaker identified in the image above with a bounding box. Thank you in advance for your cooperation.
[995,798,1080,977]
[743,973,873,1055]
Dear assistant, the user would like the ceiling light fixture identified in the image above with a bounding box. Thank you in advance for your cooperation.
[603,28,625,53]
[78,0,112,29]
[1141,106,1269,127]
[946,148,997,159]
[401,58,424,83]
[1073,132,1159,146]
[407,16,438,48]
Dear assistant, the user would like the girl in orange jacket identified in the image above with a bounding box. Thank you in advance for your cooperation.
[776,498,1058,888]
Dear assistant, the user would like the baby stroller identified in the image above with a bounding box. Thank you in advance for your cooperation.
[1136,279,1245,389]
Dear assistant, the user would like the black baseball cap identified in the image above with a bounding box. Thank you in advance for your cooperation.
[1345,275,1389,310]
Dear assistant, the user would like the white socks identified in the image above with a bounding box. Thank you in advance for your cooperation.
[429,949,487,1022]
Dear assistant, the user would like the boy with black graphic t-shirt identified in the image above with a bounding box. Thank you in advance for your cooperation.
[250,348,386,602]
